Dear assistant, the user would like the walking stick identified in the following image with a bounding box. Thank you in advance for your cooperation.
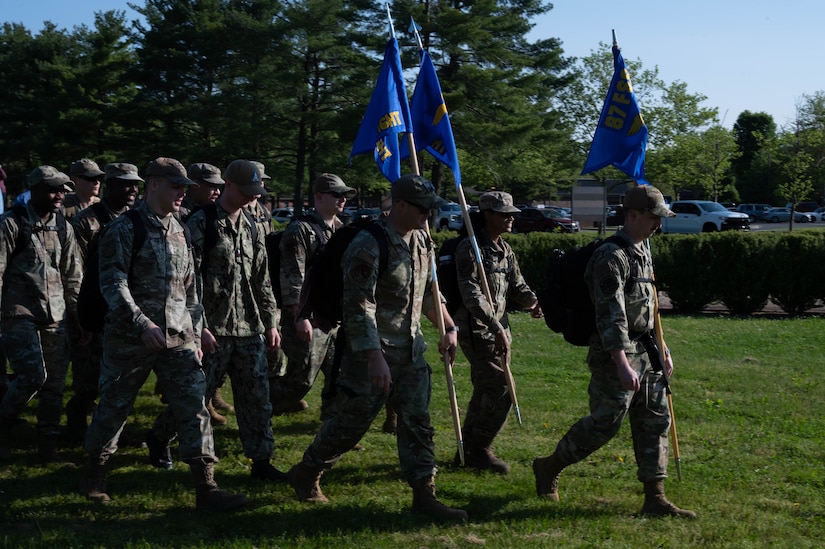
[406,135,465,465]
[454,190,522,426]
[652,273,682,481]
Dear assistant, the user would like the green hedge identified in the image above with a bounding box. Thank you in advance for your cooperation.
[431,229,825,315]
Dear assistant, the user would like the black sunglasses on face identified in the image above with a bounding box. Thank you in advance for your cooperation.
[323,191,346,199]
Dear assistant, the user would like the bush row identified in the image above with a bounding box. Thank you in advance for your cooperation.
[431,229,825,315]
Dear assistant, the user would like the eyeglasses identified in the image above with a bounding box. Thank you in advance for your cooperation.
[496,212,516,219]
[322,190,347,199]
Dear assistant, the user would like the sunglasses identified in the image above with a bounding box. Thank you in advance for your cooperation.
[323,191,347,199]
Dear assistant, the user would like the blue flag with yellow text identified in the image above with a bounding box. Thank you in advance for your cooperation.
[350,37,412,183]
[402,49,461,188]
[581,45,649,184]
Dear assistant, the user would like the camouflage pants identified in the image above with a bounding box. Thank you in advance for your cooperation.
[302,351,437,483]
[0,318,68,438]
[270,308,337,417]
[184,335,273,461]
[551,345,670,482]
[85,340,215,464]
[457,326,512,446]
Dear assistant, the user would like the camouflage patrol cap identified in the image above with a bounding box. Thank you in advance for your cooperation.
[188,163,225,186]
[623,185,675,218]
[479,191,520,214]
[391,174,446,210]
[145,157,197,186]
[225,159,267,197]
[105,163,143,183]
[251,161,271,181]
[312,173,356,198]
[28,165,74,192]
[69,158,104,179]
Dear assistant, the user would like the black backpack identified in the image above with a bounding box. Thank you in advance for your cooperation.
[77,210,191,333]
[9,204,67,259]
[537,235,630,346]
[266,214,324,307]
[436,235,467,316]
[297,219,389,331]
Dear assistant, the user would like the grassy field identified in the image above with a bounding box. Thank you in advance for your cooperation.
[1,312,824,548]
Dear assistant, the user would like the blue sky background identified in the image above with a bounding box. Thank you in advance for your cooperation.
[4,0,822,129]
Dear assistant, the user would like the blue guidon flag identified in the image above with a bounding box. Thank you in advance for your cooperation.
[582,45,649,185]
[402,49,461,188]
[350,37,412,183]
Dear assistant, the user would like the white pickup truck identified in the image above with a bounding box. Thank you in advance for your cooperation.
[661,200,750,233]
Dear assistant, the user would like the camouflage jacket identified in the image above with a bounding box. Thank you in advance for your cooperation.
[245,200,272,237]
[62,193,100,219]
[98,201,202,347]
[454,228,536,335]
[0,202,82,324]
[71,200,125,260]
[187,203,278,337]
[585,229,655,352]
[343,217,439,364]
[279,210,341,308]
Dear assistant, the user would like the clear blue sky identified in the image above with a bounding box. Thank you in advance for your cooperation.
[4,0,822,129]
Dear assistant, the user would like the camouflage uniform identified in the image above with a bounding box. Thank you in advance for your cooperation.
[246,200,272,237]
[66,200,126,441]
[550,229,669,481]
[453,227,537,451]
[152,202,279,461]
[62,193,100,219]
[0,200,81,444]
[301,217,440,483]
[270,210,339,416]
[84,201,214,464]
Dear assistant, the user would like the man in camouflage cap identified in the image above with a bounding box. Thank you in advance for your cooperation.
[270,173,356,418]
[533,184,695,518]
[64,159,104,218]
[147,159,286,481]
[288,174,467,522]
[179,162,224,220]
[81,157,247,511]
[452,191,542,474]
[0,166,82,463]
[65,162,143,443]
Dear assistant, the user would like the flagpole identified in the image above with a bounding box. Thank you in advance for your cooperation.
[409,19,522,427]
[398,12,465,465]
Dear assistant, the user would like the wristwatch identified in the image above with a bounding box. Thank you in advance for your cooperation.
[445,325,459,333]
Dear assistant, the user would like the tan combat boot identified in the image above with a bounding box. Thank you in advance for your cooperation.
[410,476,468,523]
[81,458,111,503]
[640,480,697,519]
[382,405,397,434]
[190,459,249,512]
[287,462,328,503]
[462,445,510,475]
[532,453,565,501]
[211,388,234,413]
[206,401,227,425]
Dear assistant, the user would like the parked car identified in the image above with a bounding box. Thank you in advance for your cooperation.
[271,207,293,224]
[758,207,813,223]
[661,200,750,233]
[512,207,580,233]
[812,206,825,222]
[736,203,771,222]
[436,202,464,231]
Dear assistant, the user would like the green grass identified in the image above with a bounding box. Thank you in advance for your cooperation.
[2,313,824,547]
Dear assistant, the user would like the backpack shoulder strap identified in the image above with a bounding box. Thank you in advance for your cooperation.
[90,202,109,225]
[55,210,67,249]
[362,221,389,275]
[241,207,258,243]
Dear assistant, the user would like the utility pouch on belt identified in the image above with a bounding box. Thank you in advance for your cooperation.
[631,330,665,374]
